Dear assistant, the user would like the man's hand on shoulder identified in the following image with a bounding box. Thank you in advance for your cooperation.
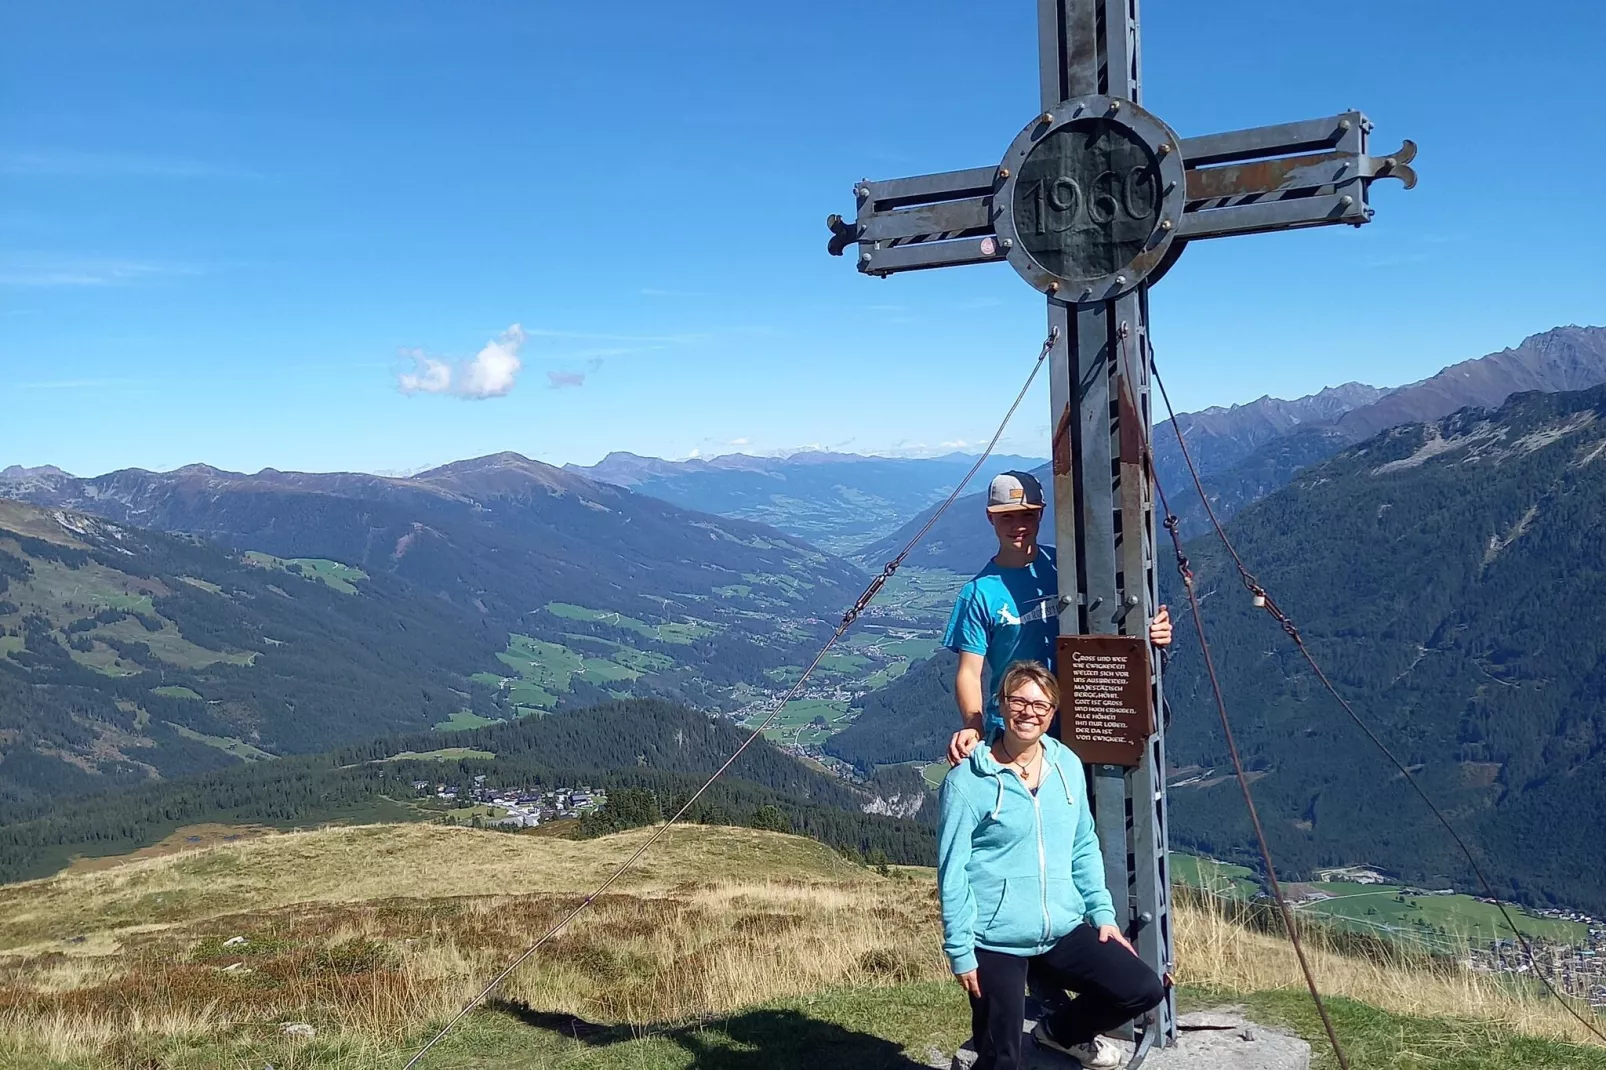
[1148,604,1173,648]
[948,727,982,767]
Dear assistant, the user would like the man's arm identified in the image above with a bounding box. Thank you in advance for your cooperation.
[948,651,986,765]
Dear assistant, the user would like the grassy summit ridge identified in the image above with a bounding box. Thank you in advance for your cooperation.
[0,822,1601,1068]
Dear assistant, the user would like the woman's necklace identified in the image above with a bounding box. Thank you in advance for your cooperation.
[999,740,1043,783]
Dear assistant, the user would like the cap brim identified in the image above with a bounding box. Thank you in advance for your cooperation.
[986,503,1044,514]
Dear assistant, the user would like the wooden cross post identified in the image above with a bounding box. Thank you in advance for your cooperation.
[828,0,1416,1055]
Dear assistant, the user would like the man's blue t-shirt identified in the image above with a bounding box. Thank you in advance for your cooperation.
[942,545,1059,736]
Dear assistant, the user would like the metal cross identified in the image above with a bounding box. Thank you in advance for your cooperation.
[827,0,1415,1056]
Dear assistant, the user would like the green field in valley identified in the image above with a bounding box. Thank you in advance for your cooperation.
[1169,853,1261,898]
[243,551,368,594]
[1170,853,1588,950]
[474,626,672,716]
[377,747,495,762]
[432,709,501,732]
[166,722,275,762]
[742,698,855,747]
[543,602,716,644]
[1288,879,1586,949]
[92,615,255,669]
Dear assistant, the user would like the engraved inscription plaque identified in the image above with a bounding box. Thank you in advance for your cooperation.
[1056,634,1153,766]
[1013,119,1161,281]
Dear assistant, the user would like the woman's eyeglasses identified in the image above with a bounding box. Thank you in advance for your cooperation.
[1003,696,1054,717]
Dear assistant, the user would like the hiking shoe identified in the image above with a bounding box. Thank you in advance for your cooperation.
[1031,1021,1122,1069]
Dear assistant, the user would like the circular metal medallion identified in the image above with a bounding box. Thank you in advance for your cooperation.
[994,95,1187,303]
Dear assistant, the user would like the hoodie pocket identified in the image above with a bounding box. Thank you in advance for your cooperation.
[1045,877,1087,938]
[978,876,1045,950]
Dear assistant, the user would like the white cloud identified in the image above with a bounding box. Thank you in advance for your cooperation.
[940,439,970,449]
[397,324,526,399]
[397,354,451,394]
[729,437,750,447]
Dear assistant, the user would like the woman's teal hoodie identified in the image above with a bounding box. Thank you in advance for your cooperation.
[937,734,1116,974]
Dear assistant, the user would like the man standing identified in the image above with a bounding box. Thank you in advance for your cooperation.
[944,471,1171,765]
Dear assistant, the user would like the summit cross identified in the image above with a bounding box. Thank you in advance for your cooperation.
[827,0,1416,1057]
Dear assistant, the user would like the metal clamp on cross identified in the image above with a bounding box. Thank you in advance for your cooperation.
[827,1,1416,1060]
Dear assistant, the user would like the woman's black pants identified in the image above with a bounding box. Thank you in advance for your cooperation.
[968,924,1165,1070]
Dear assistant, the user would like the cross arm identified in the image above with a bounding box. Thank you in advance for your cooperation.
[826,166,1006,277]
[825,110,1418,281]
[1178,111,1417,241]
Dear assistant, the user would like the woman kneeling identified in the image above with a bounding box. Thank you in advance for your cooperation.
[938,660,1165,1070]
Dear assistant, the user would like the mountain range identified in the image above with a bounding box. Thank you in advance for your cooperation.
[859,325,1606,571]
[0,453,859,626]
[567,450,1044,556]
[0,456,871,800]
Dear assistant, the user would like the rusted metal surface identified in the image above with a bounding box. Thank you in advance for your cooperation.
[1052,395,1077,477]
[1116,359,1146,471]
[1179,193,1364,240]
[857,197,994,243]
[1185,149,1354,202]
[1186,141,1419,203]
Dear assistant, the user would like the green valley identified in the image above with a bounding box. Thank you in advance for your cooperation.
[1170,852,1588,952]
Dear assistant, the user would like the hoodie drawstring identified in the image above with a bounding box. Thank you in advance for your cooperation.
[988,748,1073,820]
[1053,755,1075,807]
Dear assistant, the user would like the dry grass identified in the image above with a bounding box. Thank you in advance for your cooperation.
[0,822,1598,1066]
[0,824,919,1063]
[0,822,861,954]
[60,824,274,876]
[1175,886,1606,1049]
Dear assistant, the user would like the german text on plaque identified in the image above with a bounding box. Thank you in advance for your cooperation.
[1056,634,1154,767]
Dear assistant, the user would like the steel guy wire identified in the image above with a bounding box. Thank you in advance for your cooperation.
[397,327,1058,1068]
[1124,333,1351,1070]
[1153,466,1352,1070]
[1149,351,1606,1046]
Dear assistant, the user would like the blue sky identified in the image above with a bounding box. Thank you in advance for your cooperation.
[3,0,1602,477]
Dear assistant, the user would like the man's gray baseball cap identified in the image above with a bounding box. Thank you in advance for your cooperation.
[986,471,1045,513]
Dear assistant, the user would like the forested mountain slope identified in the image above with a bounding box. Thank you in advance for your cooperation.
[1164,384,1606,914]
[0,699,935,883]
[0,500,495,803]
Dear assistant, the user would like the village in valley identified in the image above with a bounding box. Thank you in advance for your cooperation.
[1469,911,1606,1010]
[412,776,608,829]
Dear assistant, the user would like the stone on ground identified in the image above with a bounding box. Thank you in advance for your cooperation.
[941,1006,1308,1070]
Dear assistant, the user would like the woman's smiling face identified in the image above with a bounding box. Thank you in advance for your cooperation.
[1002,678,1054,746]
